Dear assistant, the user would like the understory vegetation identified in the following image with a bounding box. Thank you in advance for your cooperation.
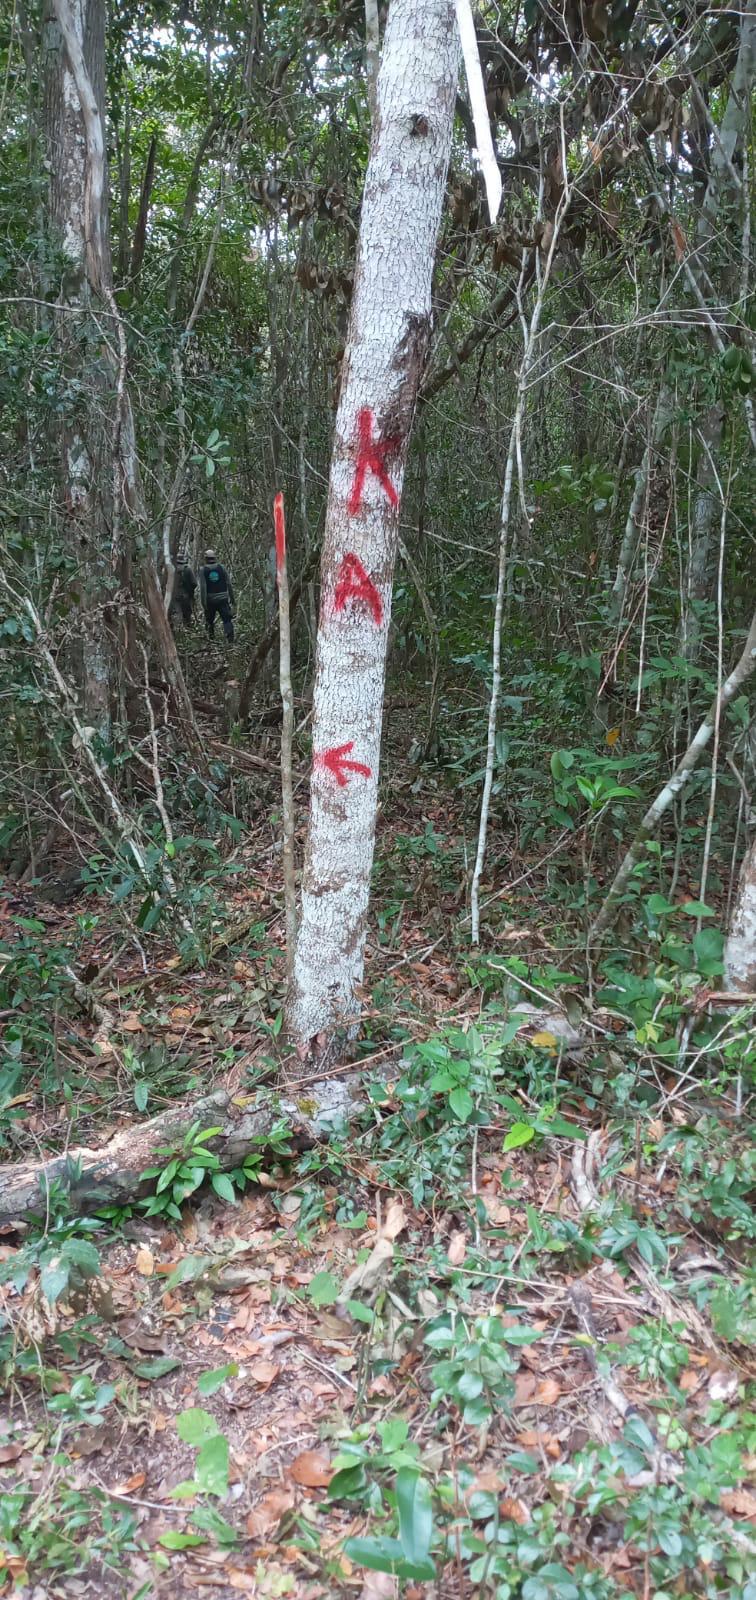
[1,806,754,1597]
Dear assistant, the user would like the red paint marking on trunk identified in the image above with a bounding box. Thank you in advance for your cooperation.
[347,408,400,515]
[273,492,286,580]
[316,741,372,788]
[333,552,383,626]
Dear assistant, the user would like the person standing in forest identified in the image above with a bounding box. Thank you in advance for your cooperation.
[171,557,197,627]
[200,549,235,643]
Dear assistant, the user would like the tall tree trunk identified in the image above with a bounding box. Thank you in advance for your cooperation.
[115,93,131,283]
[130,130,158,283]
[286,0,459,1058]
[680,403,724,660]
[43,0,114,739]
[610,385,673,622]
[50,0,203,757]
[678,2,755,657]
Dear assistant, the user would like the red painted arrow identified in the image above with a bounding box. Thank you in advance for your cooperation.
[316,741,372,788]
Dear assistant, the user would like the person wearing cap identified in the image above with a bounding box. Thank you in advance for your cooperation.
[199,548,235,642]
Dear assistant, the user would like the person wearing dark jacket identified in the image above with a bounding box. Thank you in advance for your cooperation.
[173,561,197,626]
[200,549,235,642]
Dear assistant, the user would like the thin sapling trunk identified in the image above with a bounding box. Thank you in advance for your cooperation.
[275,493,298,979]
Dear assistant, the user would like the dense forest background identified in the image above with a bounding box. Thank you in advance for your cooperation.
[0,0,754,1594]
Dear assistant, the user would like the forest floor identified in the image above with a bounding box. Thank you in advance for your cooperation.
[0,659,754,1599]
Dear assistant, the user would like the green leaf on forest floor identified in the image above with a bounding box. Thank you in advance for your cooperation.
[211,1173,237,1205]
[195,1434,229,1497]
[396,1467,433,1565]
[449,1085,473,1122]
[164,1255,213,1290]
[129,1355,182,1380]
[504,1121,536,1150]
[159,1531,206,1550]
[346,1299,374,1325]
[177,1408,218,1445]
[190,1506,240,1545]
[498,1325,544,1345]
[198,1362,238,1396]
[308,1270,339,1306]
[344,1534,436,1581]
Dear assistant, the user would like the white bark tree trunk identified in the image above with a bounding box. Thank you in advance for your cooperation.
[43,0,113,738]
[287,0,459,1056]
[724,836,756,993]
[48,0,203,756]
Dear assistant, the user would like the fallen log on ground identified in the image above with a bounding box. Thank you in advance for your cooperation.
[0,1073,369,1227]
[1,1005,589,1226]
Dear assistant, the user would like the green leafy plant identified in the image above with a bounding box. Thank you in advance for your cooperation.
[399,1020,520,1126]
[613,1319,688,1384]
[0,1199,102,1308]
[0,919,73,1130]
[227,1119,293,1191]
[708,1277,756,1347]
[345,1466,436,1582]
[425,1312,541,1428]
[659,1120,756,1242]
[139,1124,234,1219]
[329,1418,436,1582]
[599,1208,672,1268]
[190,428,231,478]
[0,1474,139,1587]
[328,1416,420,1505]
[549,747,641,828]
[502,1102,586,1151]
[46,1374,115,1429]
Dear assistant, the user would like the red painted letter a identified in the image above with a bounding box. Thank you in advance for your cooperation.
[334,553,383,627]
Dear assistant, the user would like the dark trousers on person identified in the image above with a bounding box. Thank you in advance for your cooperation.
[205,596,234,642]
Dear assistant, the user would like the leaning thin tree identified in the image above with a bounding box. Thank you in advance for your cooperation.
[287,0,459,1057]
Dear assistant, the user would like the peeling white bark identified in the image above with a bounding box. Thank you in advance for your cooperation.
[51,0,109,292]
[287,0,459,1053]
[45,0,112,739]
[724,836,756,993]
